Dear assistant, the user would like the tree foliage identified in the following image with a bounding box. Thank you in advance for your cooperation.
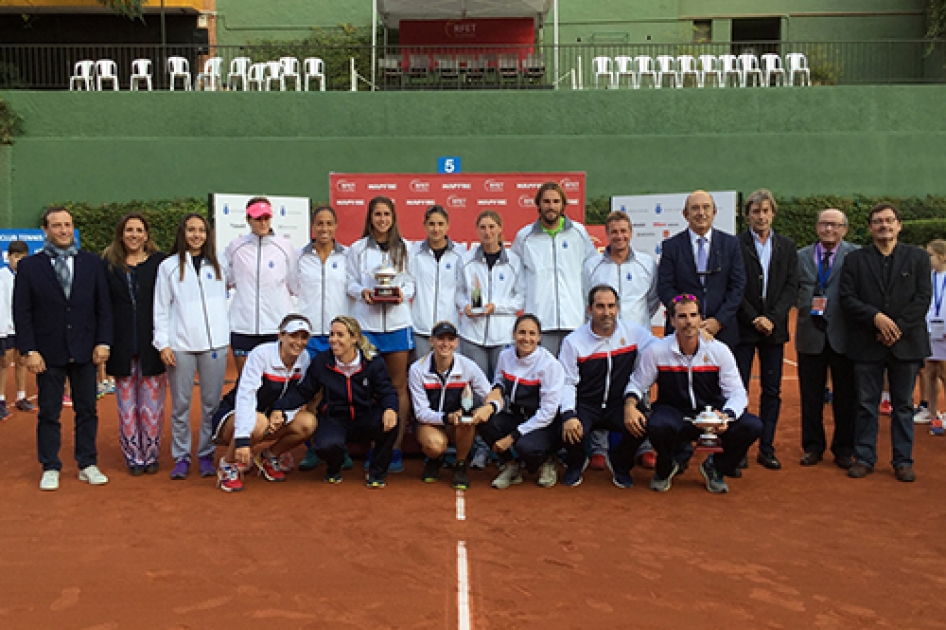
[928,0,946,39]
[0,97,23,145]
[96,0,145,20]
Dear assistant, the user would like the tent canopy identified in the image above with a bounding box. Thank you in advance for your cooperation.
[376,0,553,28]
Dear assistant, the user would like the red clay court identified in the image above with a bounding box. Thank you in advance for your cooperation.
[1,343,945,629]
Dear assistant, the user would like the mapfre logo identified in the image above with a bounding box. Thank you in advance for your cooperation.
[484,179,504,193]
[447,195,467,209]
[560,178,581,193]
[335,180,356,193]
[518,194,536,209]
[410,179,431,193]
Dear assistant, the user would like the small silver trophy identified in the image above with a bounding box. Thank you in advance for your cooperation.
[372,254,400,303]
[469,276,485,315]
[690,405,728,453]
[460,383,474,424]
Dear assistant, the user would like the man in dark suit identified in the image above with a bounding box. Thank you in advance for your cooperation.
[795,208,858,469]
[657,190,746,349]
[735,189,798,470]
[839,203,931,482]
[14,207,113,491]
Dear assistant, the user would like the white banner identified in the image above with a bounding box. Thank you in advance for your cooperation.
[210,193,311,258]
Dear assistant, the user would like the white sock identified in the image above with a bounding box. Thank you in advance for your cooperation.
[881,392,890,402]
[16,391,25,401]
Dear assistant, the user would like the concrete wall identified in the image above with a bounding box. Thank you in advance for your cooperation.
[1,85,944,228]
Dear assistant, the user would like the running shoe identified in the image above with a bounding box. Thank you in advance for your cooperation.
[170,459,190,480]
[588,453,606,471]
[14,398,37,413]
[0,400,10,421]
[198,455,216,477]
[299,448,322,471]
[452,461,470,490]
[366,474,386,488]
[421,456,443,483]
[536,459,557,488]
[388,448,404,473]
[700,456,729,494]
[491,462,523,489]
[254,450,286,482]
[217,461,243,492]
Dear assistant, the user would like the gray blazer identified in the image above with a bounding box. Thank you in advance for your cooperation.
[795,240,858,355]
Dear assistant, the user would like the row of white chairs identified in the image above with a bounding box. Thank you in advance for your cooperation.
[591,53,811,89]
[68,55,327,92]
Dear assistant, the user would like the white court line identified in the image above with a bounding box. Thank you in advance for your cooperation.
[784,358,798,367]
[456,489,466,521]
[457,541,471,630]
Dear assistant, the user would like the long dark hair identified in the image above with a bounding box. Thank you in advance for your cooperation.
[361,196,407,271]
[102,212,158,272]
[169,213,222,282]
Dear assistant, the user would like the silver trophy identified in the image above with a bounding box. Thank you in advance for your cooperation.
[372,254,400,303]
[689,405,729,453]
[460,383,474,424]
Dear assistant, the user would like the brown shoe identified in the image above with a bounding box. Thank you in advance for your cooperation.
[894,464,916,483]
[848,462,873,478]
[799,452,823,466]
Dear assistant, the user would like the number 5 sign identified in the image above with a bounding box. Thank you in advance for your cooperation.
[437,156,462,174]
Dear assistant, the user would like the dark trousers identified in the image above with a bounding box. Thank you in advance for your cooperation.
[734,341,784,457]
[37,361,99,471]
[565,403,644,475]
[798,342,855,460]
[314,408,398,479]
[852,358,920,468]
[478,410,560,473]
[648,403,762,478]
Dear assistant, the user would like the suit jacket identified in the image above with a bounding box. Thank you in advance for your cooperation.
[737,230,798,345]
[13,250,113,366]
[104,252,166,378]
[795,240,858,355]
[839,242,932,362]
[657,228,746,348]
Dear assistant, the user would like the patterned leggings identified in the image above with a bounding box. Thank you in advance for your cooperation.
[116,358,167,467]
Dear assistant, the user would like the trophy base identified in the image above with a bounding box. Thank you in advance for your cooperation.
[459,414,474,424]
[695,434,723,454]
[469,307,485,315]
[372,288,401,304]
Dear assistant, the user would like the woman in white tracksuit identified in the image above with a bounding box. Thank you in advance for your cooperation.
[154,213,230,480]
[410,205,464,357]
[347,196,415,471]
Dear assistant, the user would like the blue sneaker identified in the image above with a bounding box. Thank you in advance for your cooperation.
[342,451,354,470]
[563,460,585,487]
[299,448,322,471]
[700,456,729,494]
[388,449,404,473]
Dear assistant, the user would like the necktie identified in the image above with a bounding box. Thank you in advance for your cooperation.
[697,237,707,285]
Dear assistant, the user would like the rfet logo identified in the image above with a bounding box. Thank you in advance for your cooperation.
[335,179,356,193]
[518,194,536,209]
[410,179,431,193]
[484,179,504,193]
[447,195,467,209]
[446,21,477,38]
[559,178,581,193]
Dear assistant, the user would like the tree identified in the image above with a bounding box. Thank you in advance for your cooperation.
[928,0,946,39]
[97,0,145,20]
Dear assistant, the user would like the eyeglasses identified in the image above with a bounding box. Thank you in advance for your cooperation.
[672,294,698,303]
[817,221,845,229]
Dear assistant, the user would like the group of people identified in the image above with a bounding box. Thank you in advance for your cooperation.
[6,182,939,493]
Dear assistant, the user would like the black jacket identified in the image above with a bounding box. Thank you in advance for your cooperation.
[104,252,167,378]
[737,230,798,345]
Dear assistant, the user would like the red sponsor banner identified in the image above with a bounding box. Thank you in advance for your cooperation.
[330,172,586,246]
[400,18,535,47]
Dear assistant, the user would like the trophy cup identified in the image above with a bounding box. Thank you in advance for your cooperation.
[470,277,485,315]
[689,406,728,453]
[460,384,474,424]
[372,254,401,304]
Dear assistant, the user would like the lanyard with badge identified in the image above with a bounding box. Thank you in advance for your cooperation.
[932,271,946,339]
[811,245,831,317]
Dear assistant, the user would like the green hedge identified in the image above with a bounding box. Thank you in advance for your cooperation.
[0,96,23,145]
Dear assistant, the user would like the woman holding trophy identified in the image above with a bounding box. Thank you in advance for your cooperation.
[347,196,415,472]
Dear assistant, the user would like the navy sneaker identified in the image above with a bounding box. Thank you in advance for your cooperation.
[700,456,729,494]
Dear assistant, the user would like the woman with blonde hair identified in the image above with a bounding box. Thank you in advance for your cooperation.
[920,239,946,426]
[272,315,399,487]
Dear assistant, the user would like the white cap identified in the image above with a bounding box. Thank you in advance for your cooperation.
[280,318,313,336]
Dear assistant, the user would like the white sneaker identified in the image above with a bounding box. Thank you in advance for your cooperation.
[78,465,108,486]
[40,470,60,491]
[914,407,932,424]
[536,459,558,488]
[491,462,523,489]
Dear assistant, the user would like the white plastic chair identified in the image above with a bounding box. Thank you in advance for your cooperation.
[195,57,223,91]
[633,56,657,89]
[592,56,612,89]
[228,56,251,90]
[698,54,720,88]
[167,56,191,91]
[613,56,634,88]
[280,57,302,91]
[718,54,740,88]
[303,57,326,91]
[737,53,763,87]
[246,63,266,90]
[264,61,283,90]
[785,53,811,86]
[69,60,94,91]
[435,55,460,83]
[129,58,152,91]
[94,59,119,91]
[655,55,677,88]
[676,55,699,88]
[761,54,786,87]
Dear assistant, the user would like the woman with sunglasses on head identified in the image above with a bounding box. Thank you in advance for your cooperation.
[102,213,167,476]
[347,196,414,473]
[211,314,316,493]
[477,314,563,490]
[154,213,230,480]
[271,316,399,488]
[410,206,464,358]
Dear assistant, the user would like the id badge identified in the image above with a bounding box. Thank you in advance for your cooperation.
[811,296,827,317]
[932,319,946,339]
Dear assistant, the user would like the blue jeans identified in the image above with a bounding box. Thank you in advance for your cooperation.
[734,341,785,457]
[852,358,920,468]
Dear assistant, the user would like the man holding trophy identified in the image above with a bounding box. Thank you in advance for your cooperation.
[624,294,762,494]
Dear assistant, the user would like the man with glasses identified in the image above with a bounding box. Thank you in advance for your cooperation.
[657,190,746,350]
[840,204,931,482]
[795,208,858,469]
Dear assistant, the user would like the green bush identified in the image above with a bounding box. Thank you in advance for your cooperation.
[48,199,207,255]
[901,219,946,246]
[0,96,23,145]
